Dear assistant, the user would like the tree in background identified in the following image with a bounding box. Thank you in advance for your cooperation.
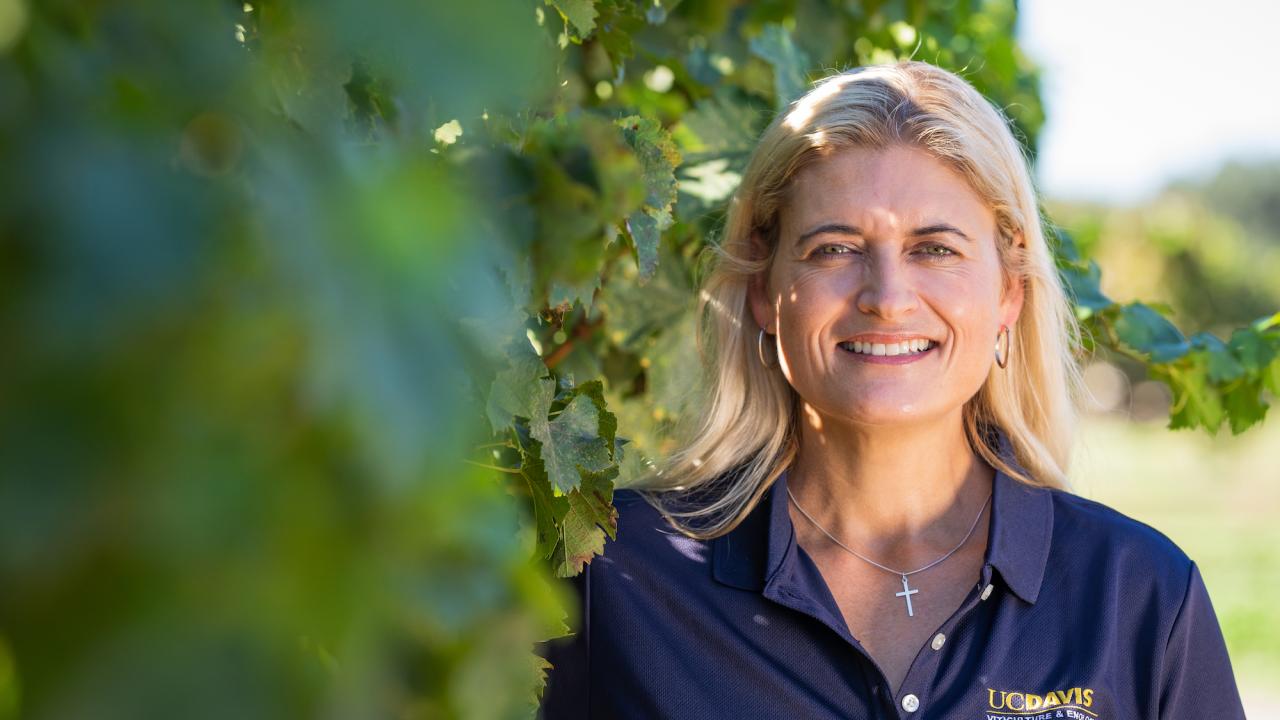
[0,1,1276,718]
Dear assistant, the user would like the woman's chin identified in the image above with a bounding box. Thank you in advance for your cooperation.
[820,399,951,429]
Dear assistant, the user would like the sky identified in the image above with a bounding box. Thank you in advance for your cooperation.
[1018,0,1280,204]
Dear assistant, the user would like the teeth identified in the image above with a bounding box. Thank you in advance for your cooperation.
[840,340,933,356]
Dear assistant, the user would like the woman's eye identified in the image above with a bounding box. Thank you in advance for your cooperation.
[816,244,856,256]
[917,244,956,257]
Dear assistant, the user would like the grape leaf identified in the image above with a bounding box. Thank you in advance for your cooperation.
[1060,260,1113,316]
[1162,355,1225,433]
[617,116,680,282]
[548,0,598,39]
[624,208,663,281]
[617,116,680,216]
[1224,378,1269,434]
[487,336,554,434]
[531,393,614,495]
[1189,332,1246,383]
[554,470,618,577]
[521,440,570,561]
[1229,324,1278,370]
[1267,359,1280,397]
[1115,303,1189,363]
[749,24,811,109]
[677,88,763,159]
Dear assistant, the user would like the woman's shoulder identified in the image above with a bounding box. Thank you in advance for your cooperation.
[1044,485,1194,577]
[594,487,715,573]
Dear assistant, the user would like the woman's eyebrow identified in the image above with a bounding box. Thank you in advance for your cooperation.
[912,223,973,242]
[796,222,973,245]
[796,223,861,245]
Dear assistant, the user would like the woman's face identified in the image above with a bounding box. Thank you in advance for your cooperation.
[747,144,1024,429]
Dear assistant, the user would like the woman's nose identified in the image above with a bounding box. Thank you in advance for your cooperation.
[855,255,919,319]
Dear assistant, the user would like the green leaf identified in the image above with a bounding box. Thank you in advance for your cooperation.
[617,116,680,212]
[521,441,570,561]
[749,24,811,110]
[531,393,614,494]
[592,0,645,69]
[613,436,653,487]
[1115,303,1189,363]
[487,336,553,434]
[570,379,619,452]
[1224,379,1269,434]
[1229,325,1278,370]
[1189,333,1245,383]
[625,208,662,281]
[1254,311,1280,332]
[1267,358,1280,397]
[1059,260,1113,316]
[617,116,680,281]
[1048,225,1083,265]
[548,0,598,38]
[677,88,763,159]
[1161,356,1225,433]
[524,114,646,304]
[554,469,618,577]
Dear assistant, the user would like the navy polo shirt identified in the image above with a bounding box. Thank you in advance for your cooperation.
[536,436,1246,719]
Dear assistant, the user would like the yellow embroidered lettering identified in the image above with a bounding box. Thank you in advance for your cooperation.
[989,689,1006,710]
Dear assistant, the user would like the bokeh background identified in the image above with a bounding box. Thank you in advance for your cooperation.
[0,0,1275,718]
[1022,0,1280,712]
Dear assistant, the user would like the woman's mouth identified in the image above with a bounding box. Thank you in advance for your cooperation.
[837,339,937,364]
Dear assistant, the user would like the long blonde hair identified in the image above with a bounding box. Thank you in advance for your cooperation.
[625,60,1085,540]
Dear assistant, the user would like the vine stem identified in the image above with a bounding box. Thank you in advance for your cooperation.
[464,459,522,474]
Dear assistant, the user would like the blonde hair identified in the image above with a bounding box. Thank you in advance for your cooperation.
[625,60,1085,540]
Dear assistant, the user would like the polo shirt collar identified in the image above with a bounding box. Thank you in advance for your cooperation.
[711,426,1054,605]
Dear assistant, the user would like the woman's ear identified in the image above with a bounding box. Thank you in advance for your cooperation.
[747,273,775,334]
[745,233,777,334]
[1000,230,1027,328]
[1002,274,1026,329]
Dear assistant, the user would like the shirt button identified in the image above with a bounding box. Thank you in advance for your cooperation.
[980,583,994,600]
[930,633,946,651]
[901,694,920,712]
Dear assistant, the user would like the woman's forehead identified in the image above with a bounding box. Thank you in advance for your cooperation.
[779,145,994,236]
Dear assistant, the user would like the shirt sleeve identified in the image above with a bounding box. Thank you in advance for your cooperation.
[1158,561,1245,719]
[535,561,591,720]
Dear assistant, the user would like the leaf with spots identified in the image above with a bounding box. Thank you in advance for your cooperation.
[617,116,680,283]
[531,392,614,495]
[554,469,619,577]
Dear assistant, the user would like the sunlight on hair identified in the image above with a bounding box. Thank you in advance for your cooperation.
[783,75,852,131]
[699,289,742,328]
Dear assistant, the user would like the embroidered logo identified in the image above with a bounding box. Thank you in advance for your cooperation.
[984,687,1099,719]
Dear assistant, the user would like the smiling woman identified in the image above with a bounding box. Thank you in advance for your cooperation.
[536,61,1246,719]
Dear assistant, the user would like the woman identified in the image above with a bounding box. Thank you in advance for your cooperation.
[537,61,1245,719]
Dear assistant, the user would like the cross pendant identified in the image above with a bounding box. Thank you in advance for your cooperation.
[895,574,918,617]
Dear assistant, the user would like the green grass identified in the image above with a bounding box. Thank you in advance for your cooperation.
[1071,414,1280,697]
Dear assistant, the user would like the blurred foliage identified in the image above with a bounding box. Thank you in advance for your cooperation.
[1050,161,1280,433]
[0,0,1275,718]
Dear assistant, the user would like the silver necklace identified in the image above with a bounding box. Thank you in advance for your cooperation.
[786,486,991,618]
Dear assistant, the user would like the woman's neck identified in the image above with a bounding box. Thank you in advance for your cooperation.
[786,403,994,563]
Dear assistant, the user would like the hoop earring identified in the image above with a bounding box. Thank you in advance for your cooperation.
[757,329,778,369]
[994,324,1011,369]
